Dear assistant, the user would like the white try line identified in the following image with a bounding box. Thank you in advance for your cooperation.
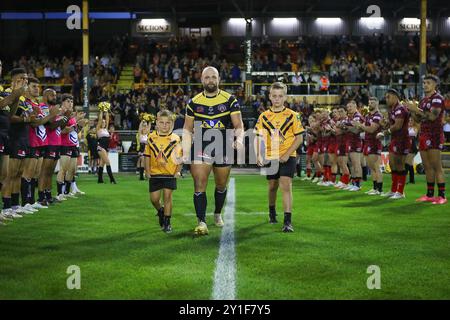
[183,212,265,216]
[212,178,237,300]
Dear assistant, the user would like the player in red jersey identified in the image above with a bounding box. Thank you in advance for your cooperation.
[345,100,364,191]
[334,106,351,188]
[57,95,86,199]
[38,91,71,205]
[21,81,59,212]
[406,75,447,205]
[381,89,410,199]
[353,97,384,195]
[6,77,44,215]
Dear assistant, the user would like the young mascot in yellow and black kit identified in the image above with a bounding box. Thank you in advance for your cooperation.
[144,110,182,233]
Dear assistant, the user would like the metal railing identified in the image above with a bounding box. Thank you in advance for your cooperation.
[2,81,448,103]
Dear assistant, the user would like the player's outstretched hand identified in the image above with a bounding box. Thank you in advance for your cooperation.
[49,106,60,116]
[405,99,419,112]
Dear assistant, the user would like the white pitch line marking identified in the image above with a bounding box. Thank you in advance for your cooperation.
[212,178,237,300]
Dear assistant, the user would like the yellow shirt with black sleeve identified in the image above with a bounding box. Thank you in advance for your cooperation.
[185,90,241,135]
[144,131,181,177]
[254,107,305,160]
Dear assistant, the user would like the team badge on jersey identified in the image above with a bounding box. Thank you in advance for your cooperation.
[36,125,47,141]
[218,104,227,113]
[201,119,225,129]
[69,131,78,145]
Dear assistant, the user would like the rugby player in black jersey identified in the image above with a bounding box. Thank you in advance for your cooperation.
[0,68,28,222]
[182,66,244,235]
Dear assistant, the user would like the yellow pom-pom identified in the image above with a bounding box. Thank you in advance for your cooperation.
[139,113,156,123]
[98,101,111,112]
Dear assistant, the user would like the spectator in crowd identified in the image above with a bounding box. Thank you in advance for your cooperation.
[292,71,306,94]
[444,115,450,143]
[108,124,122,152]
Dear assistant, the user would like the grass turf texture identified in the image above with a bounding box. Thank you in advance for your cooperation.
[0,173,448,299]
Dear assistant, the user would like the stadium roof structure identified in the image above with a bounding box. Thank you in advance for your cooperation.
[1,0,450,19]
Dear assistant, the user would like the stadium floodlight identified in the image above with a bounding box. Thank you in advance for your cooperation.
[228,18,246,26]
[360,17,385,29]
[272,18,298,25]
[315,18,342,26]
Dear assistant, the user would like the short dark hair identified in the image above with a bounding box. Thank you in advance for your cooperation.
[386,88,401,99]
[61,94,73,102]
[10,68,26,77]
[424,74,439,84]
[368,96,378,102]
[28,77,39,84]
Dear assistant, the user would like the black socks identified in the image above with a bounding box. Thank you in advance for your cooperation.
[194,192,207,223]
[214,188,227,214]
[106,165,115,183]
[284,212,292,225]
[98,167,104,183]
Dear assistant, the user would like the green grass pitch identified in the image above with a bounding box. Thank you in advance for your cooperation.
[0,173,448,299]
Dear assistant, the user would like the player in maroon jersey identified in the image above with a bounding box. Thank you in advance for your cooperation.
[317,110,329,185]
[345,100,364,191]
[406,75,447,205]
[309,113,323,183]
[380,89,410,199]
[319,109,338,186]
[302,115,316,181]
[327,108,339,185]
[334,106,351,188]
[353,97,384,195]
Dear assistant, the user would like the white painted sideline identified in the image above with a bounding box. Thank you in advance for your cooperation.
[211,178,237,300]
[183,211,265,216]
